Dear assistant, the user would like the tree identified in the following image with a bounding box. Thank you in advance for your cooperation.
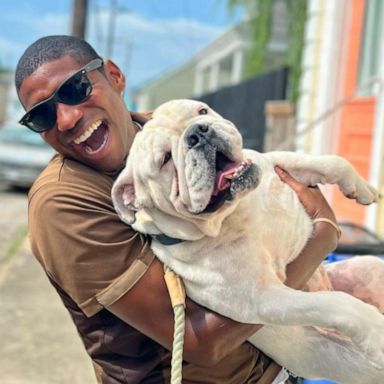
[227,0,307,102]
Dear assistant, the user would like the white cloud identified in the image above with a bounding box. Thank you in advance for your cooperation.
[84,10,224,87]
[5,12,69,35]
[0,11,70,69]
[1,8,224,90]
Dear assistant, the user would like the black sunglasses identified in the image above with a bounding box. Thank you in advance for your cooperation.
[19,58,104,133]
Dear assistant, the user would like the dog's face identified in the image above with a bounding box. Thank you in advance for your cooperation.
[112,99,260,237]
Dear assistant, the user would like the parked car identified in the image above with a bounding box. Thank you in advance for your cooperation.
[331,222,384,258]
[0,125,55,188]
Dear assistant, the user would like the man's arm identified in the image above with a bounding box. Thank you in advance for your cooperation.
[276,166,339,288]
[108,168,339,367]
[109,257,262,366]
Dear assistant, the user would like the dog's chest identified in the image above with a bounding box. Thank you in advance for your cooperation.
[246,173,312,263]
[151,170,313,322]
[154,173,311,277]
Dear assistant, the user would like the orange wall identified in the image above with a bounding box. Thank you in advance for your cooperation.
[333,0,375,224]
[334,99,375,223]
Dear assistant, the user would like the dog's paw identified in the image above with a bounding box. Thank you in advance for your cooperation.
[339,174,378,205]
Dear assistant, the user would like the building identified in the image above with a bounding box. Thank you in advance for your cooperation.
[296,0,384,236]
[133,22,252,112]
[133,0,290,111]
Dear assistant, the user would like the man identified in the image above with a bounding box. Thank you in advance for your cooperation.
[16,35,339,383]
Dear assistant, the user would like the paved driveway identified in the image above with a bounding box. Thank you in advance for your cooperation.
[0,185,95,384]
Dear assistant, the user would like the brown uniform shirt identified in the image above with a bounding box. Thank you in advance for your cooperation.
[28,151,274,383]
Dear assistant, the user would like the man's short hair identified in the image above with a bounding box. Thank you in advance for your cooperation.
[15,35,102,93]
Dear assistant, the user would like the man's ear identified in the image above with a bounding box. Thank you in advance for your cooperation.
[104,60,125,94]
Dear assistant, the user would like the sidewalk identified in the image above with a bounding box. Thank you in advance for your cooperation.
[0,240,95,384]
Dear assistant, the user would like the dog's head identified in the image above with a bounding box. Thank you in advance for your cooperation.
[112,99,260,238]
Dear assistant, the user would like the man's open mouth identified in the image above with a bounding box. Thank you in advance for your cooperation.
[73,120,109,155]
[203,152,254,213]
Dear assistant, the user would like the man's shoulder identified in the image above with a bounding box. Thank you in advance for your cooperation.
[29,154,113,203]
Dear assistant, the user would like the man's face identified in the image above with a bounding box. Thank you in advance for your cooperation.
[18,55,134,172]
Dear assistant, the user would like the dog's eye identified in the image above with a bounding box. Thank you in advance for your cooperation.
[198,108,208,115]
[162,152,172,167]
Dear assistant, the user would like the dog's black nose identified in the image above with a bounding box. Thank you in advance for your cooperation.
[186,123,211,148]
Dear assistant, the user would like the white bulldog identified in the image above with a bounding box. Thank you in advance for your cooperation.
[112,99,384,383]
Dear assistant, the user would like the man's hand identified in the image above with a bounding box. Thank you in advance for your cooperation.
[275,166,337,221]
[275,165,339,288]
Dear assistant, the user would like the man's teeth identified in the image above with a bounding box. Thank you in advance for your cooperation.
[73,120,102,144]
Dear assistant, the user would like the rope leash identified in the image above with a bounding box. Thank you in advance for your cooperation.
[163,265,285,384]
[164,265,186,384]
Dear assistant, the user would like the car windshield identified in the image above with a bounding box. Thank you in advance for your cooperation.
[0,127,47,147]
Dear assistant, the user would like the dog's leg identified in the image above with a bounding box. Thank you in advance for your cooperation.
[325,256,384,313]
[248,324,383,383]
[258,262,384,382]
[264,151,378,205]
[252,279,384,368]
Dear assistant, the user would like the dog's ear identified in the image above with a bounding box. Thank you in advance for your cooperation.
[111,177,137,225]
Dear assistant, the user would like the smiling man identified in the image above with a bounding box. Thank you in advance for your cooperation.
[17,52,134,172]
[15,35,339,384]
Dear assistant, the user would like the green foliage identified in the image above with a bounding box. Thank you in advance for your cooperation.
[225,0,308,103]
[0,60,10,74]
[285,0,307,102]
[245,0,274,77]
[226,0,273,76]
[0,58,5,73]
[227,0,249,10]
[2,226,28,264]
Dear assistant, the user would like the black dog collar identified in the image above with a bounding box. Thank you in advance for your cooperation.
[151,234,184,246]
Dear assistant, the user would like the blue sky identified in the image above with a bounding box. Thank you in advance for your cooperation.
[0,0,243,92]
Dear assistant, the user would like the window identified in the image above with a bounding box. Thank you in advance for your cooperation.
[358,0,384,95]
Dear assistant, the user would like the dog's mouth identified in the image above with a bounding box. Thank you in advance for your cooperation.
[203,152,256,213]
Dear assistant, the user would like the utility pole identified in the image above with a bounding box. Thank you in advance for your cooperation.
[71,0,88,39]
[123,40,134,102]
[105,0,117,58]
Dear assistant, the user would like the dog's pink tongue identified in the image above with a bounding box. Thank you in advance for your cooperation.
[213,163,238,196]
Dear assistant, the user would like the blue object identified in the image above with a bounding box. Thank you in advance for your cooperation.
[325,252,384,264]
[303,223,383,383]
